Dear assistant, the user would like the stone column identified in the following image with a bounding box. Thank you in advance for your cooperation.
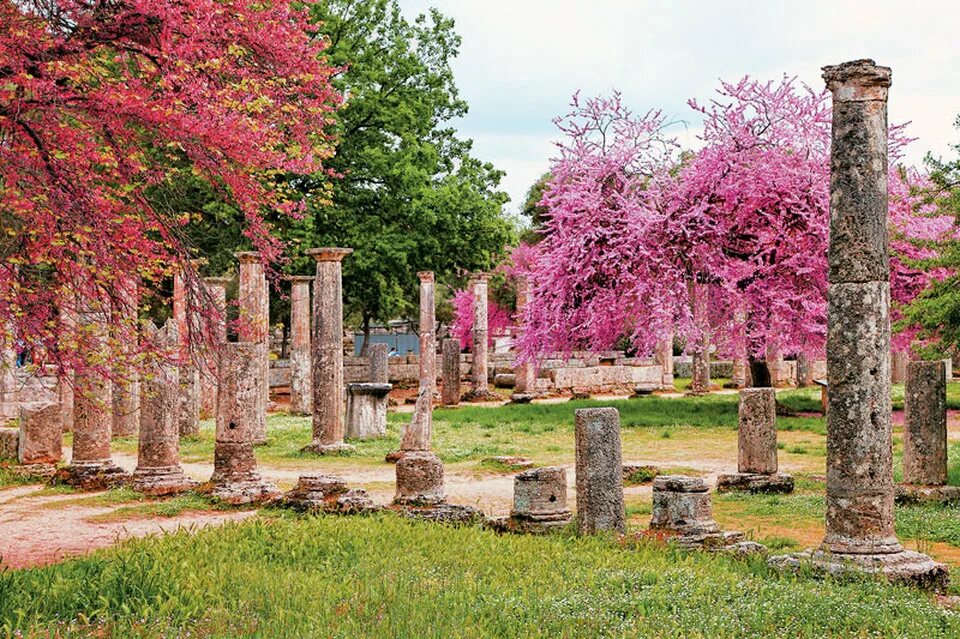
[199,277,230,419]
[303,247,354,454]
[796,353,811,388]
[0,334,15,423]
[235,252,268,444]
[370,342,389,384]
[133,321,194,495]
[730,309,748,389]
[903,361,947,486]
[345,382,391,439]
[574,407,625,535]
[465,273,493,400]
[417,272,436,397]
[654,333,675,390]
[688,280,711,394]
[441,338,461,406]
[506,466,572,533]
[288,276,313,416]
[799,59,946,588]
[111,277,140,438]
[891,349,909,385]
[209,341,281,504]
[58,302,75,433]
[173,270,200,438]
[18,402,62,477]
[58,300,127,489]
[717,388,793,493]
[513,276,536,395]
[766,342,784,388]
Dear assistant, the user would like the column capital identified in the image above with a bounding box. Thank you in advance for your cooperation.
[233,251,261,264]
[286,275,315,284]
[417,271,435,283]
[822,59,891,102]
[305,247,353,263]
[469,272,491,284]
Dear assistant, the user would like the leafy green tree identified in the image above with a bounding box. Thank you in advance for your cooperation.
[520,171,552,243]
[289,0,516,351]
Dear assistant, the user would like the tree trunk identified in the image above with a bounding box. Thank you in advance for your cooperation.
[359,315,372,356]
[749,357,772,388]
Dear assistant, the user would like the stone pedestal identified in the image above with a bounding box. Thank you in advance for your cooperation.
[303,248,355,455]
[574,407,625,535]
[283,474,378,514]
[649,475,755,552]
[173,270,200,438]
[688,281,711,395]
[200,277,231,419]
[899,360,947,502]
[768,60,946,591]
[209,341,281,505]
[235,253,268,444]
[508,466,572,534]
[717,388,793,493]
[441,338,461,406]
[463,274,497,402]
[288,276,313,416]
[133,322,195,496]
[345,383,391,439]
[394,450,444,506]
[17,402,62,477]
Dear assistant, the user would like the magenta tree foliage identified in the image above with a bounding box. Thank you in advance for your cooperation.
[511,78,951,371]
[450,279,514,350]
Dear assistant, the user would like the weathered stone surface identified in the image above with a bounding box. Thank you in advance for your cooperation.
[111,277,140,438]
[469,273,491,396]
[483,456,534,470]
[305,247,354,455]
[653,475,707,493]
[282,473,379,514]
[509,393,534,404]
[208,341,280,504]
[418,272,437,398]
[574,408,625,535]
[493,373,516,388]
[398,502,482,525]
[737,388,778,475]
[716,473,794,494]
[173,270,201,438]
[769,549,948,592]
[235,253,269,443]
[513,467,570,518]
[895,484,960,505]
[650,475,720,536]
[902,360,947,486]
[288,276,313,416]
[622,463,659,484]
[891,350,909,385]
[553,365,662,391]
[394,450,444,505]
[654,334,675,389]
[400,387,432,451]
[688,281,711,394]
[369,343,389,384]
[18,402,62,467]
[344,383,391,440]
[200,277,230,419]
[0,427,18,460]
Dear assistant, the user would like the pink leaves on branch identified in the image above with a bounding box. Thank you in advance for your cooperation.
[0,1,339,379]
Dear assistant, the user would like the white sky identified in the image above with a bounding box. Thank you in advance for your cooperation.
[398,0,960,215]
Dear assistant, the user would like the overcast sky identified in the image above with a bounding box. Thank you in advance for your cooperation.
[397,0,960,216]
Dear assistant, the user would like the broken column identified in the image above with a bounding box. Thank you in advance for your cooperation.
[688,281,711,395]
[133,321,195,496]
[512,276,537,400]
[370,342,389,384]
[303,247,354,454]
[506,466,572,534]
[574,407,625,535]
[716,388,793,493]
[17,402,62,478]
[345,383,391,439]
[57,299,128,489]
[173,269,200,438]
[209,341,281,504]
[199,276,231,419]
[897,360,953,503]
[766,342,784,387]
[288,275,313,416]
[441,338,461,406]
[464,273,495,401]
[235,252,268,444]
[283,474,377,514]
[654,333,675,390]
[770,60,947,590]
[111,276,140,438]
[395,273,444,504]
[649,476,755,551]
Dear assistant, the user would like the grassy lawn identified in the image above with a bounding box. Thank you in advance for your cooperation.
[3,513,960,638]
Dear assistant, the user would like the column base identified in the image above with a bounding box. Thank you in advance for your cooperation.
[394,450,444,505]
[282,474,379,514]
[208,477,282,506]
[461,388,500,403]
[300,441,356,456]
[716,472,794,494]
[895,484,960,505]
[394,502,483,525]
[54,461,130,491]
[643,528,765,555]
[489,511,572,535]
[132,467,197,496]
[768,549,949,591]
[509,393,536,404]
[13,463,59,481]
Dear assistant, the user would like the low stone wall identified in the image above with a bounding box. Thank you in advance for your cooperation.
[0,370,59,423]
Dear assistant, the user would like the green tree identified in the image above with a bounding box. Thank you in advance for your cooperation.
[291,0,516,351]
[520,171,552,243]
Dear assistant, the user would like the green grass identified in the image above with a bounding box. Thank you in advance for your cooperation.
[3,514,960,638]
[85,493,222,523]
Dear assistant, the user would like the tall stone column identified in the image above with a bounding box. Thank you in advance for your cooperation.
[717,388,793,493]
[0,333,16,423]
[730,309,748,389]
[173,270,200,438]
[288,276,313,416]
[57,299,128,489]
[766,342,784,387]
[111,276,140,438]
[235,252,268,444]
[654,333,675,390]
[574,407,625,535]
[796,353,811,388]
[688,280,711,395]
[417,272,436,397]
[902,361,947,486]
[465,273,494,401]
[58,301,75,433]
[303,247,354,454]
[199,277,230,419]
[776,60,947,589]
[441,338,461,406]
[513,276,536,395]
[209,341,281,504]
[133,321,194,495]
